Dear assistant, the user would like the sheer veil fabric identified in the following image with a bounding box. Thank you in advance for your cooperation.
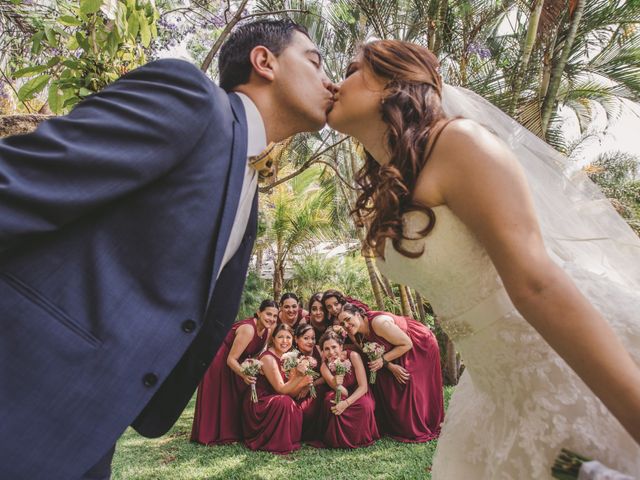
[441,84,640,290]
[375,85,640,478]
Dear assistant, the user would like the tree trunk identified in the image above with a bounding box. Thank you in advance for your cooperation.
[364,247,385,310]
[445,337,459,385]
[0,114,50,137]
[398,284,412,317]
[509,0,544,115]
[540,0,586,136]
[273,259,284,301]
[430,0,448,55]
[415,292,427,324]
[381,274,394,298]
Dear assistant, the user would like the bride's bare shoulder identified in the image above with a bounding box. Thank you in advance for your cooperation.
[415,117,519,207]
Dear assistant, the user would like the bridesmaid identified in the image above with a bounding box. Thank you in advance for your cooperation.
[312,330,379,449]
[293,323,325,441]
[338,303,444,443]
[191,299,277,445]
[278,292,307,329]
[322,289,370,325]
[242,324,311,454]
[306,293,330,340]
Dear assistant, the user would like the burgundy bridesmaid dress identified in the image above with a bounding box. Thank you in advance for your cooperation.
[242,350,303,454]
[363,311,444,443]
[297,346,325,441]
[311,351,379,449]
[190,318,268,445]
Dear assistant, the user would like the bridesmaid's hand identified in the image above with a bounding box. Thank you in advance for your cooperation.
[335,374,345,386]
[331,400,349,416]
[241,374,257,385]
[388,364,410,384]
[296,386,310,400]
[369,358,384,372]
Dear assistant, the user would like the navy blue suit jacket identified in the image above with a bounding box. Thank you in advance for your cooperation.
[0,59,257,479]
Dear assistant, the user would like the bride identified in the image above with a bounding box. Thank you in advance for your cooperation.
[327,39,640,478]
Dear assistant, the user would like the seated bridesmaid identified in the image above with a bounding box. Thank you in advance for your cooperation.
[338,303,444,443]
[306,293,330,340]
[242,324,311,454]
[278,292,308,329]
[191,299,277,445]
[293,323,325,441]
[311,330,379,449]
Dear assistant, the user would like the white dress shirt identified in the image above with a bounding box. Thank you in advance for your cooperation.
[217,92,264,278]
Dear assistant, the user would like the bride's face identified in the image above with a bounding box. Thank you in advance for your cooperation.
[327,57,386,137]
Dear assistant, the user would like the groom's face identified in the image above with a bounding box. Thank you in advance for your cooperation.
[272,32,335,132]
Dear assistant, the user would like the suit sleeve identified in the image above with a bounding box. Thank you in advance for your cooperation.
[0,58,215,252]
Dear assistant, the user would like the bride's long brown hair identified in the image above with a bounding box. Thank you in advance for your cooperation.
[352,40,450,259]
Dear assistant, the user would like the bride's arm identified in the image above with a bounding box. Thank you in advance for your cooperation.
[417,118,640,445]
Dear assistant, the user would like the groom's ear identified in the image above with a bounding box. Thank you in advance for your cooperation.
[249,46,277,83]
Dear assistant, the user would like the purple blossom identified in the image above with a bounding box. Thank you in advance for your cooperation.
[467,41,491,60]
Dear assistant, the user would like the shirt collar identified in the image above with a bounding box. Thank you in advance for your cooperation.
[234,92,267,158]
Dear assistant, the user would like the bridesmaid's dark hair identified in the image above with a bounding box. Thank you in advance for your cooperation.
[318,330,344,349]
[279,292,300,305]
[340,303,365,319]
[255,299,278,318]
[352,40,449,259]
[272,323,294,338]
[294,323,315,339]
[321,289,346,307]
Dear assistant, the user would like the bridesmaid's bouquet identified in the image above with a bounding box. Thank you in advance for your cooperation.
[281,350,301,378]
[328,358,352,403]
[302,356,320,398]
[362,342,385,384]
[330,325,348,340]
[239,358,262,403]
[552,448,633,480]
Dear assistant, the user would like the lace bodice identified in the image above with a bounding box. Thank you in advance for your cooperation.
[376,206,640,478]
[376,206,515,343]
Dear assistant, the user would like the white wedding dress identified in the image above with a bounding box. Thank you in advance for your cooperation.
[376,205,640,479]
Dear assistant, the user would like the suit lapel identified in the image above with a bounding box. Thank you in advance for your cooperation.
[206,93,248,305]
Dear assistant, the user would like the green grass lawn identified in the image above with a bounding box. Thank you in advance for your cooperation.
[113,386,454,480]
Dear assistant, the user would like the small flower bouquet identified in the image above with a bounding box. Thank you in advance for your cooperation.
[362,342,385,384]
[303,356,320,398]
[281,350,300,378]
[239,358,262,403]
[552,448,633,480]
[328,358,352,403]
[330,325,348,340]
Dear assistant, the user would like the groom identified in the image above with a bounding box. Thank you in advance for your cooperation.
[0,19,335,479]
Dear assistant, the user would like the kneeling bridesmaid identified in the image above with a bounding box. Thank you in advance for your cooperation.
[242,324,311,454]
[339,303,444,443]
[312,330,379,449]
[293,323,325,441]
[191,299,277,445]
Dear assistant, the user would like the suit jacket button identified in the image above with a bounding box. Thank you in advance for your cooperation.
[143,373,158,387]
[182,319,196,333]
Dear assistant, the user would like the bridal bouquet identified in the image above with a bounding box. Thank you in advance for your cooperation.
[552,448,634,480]
[362,342,385,384]
[239,358,262,403]
[328,358,352,403]
[281,350,301,378]
[302,356,319,398]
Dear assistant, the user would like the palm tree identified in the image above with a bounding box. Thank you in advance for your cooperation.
[262,164,334,299]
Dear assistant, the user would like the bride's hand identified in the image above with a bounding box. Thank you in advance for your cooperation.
[389,364,410,384]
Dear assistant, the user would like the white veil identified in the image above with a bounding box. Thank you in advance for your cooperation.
[441,84,640,293]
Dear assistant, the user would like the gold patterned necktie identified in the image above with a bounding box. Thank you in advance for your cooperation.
[248,142,276,180]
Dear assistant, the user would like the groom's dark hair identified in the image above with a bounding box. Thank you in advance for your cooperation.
[219,19,310,92]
